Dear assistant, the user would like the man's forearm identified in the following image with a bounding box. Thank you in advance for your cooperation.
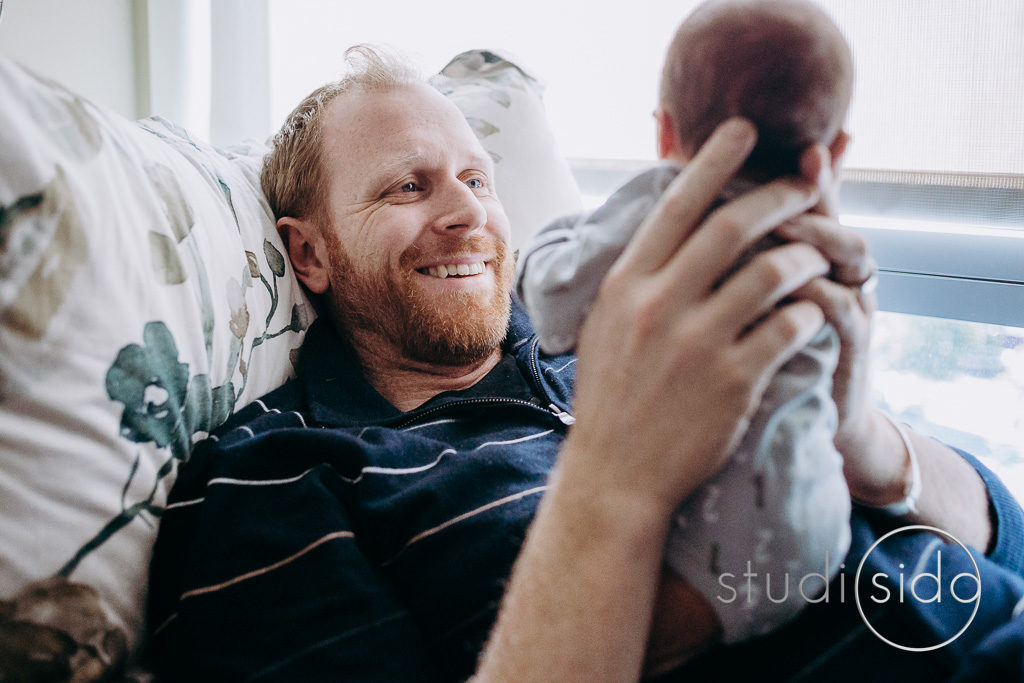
[851,409,992,551]
[474,455,671,682]
[908,425,992,551]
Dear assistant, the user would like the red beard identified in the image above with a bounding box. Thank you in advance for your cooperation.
[326,233,513,366]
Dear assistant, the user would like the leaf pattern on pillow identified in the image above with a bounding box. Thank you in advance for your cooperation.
[61,239,313,575]
[227,277,250,339]
[148,232,187,285]
[104,321,195,458]
[31,93,104,162]
[487,89,512,108]
[438,49,539,89]
[0,168,88,340]
[143,163,219,359]
[60,321,234,576]
[144,163,195,243]
[218,177,240,232]
[466,117,500,138]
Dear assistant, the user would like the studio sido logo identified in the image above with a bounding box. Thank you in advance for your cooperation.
[855,525,982,652]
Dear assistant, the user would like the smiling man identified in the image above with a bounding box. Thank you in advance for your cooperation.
[147,45,1024,682]
[266,62,516,409]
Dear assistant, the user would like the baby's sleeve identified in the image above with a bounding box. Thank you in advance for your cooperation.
[515,165,678,354]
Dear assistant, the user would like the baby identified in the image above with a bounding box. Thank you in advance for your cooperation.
[516,0,855,644]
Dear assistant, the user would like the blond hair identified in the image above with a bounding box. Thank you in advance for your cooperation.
[260,44,422,223]
[661,0,853,178]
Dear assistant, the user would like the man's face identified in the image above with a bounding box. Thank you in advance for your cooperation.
[318,83,514,366]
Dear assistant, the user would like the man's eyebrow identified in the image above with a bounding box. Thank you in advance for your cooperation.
[366,152,426,190]
[366,152,495,191]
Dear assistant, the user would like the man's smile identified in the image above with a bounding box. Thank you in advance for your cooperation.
[417,261,487,279]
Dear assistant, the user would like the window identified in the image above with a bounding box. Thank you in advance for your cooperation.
[872,313,1024,500]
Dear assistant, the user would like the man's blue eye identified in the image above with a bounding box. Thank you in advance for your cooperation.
[400,182,418,193]
[466,178,483,189]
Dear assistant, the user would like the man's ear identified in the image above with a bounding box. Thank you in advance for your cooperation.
[277,216,330,294]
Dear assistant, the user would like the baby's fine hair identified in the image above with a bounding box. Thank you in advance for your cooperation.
[660,0,853,178]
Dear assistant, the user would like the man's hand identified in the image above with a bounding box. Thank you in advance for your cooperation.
[477,119,837,683]
[774,148,992,550]
[565,118,830,516]
[769,145,882,497]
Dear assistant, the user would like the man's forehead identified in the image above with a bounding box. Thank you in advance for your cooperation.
[321,84,487,172]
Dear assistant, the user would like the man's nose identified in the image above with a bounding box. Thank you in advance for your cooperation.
[432,179,487,234]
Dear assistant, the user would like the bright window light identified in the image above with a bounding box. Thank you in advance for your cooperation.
[872,312,1024,502]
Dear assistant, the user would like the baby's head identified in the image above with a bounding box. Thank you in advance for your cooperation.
[659,0,853,179]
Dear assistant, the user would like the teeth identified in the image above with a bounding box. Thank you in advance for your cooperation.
[423,262,486,278]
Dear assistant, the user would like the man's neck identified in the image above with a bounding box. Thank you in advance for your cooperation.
[343,327,503,413]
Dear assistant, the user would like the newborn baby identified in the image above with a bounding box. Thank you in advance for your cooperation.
[517,0,855,644]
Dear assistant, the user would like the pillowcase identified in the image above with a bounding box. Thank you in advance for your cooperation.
[0,56,313,665]
[432,49,583,250]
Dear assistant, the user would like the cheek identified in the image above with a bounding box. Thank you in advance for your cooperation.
[349,209,421,265]
[485,203,513,243]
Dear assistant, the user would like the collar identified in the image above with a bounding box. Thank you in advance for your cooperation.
[299,299,537,428]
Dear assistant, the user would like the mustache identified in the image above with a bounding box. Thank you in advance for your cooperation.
[399,235,507,270]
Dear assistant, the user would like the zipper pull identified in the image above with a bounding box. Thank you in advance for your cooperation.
[548,404,576,425]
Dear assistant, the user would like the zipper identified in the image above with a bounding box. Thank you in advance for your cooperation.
[528,337,576,425]
[389,337,576,430]
[547,403,576,425]
[392,396,571,431]
[528,337,576,420]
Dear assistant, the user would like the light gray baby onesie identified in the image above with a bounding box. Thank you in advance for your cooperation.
[515,163,851,643]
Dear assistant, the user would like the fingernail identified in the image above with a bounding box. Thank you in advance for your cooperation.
[723,118,756,144]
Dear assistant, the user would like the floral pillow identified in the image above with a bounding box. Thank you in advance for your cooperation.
[0,56,313,672]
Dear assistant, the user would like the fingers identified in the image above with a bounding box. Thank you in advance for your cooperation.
[774,214,877,286]
[709,243,830,337]
[663,177,820,296]
[617,118,756,275]
[790,276,876,345]
[735,300,827,389]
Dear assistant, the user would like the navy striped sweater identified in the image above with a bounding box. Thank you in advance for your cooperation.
[148,304,1024,682]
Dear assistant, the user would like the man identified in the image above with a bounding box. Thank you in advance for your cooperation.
[148,46,1024,681]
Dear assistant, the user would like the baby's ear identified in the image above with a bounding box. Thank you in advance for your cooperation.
[798,143,840,217]
[654,106,681,160]
[828,131,850,170]
[798,144,830,186]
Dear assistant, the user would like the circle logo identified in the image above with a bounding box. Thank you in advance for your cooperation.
[854,525,981,652]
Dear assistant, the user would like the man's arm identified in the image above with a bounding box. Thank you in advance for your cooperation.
[774,146,1004,554]
[846,409,992,550]
[776,210,998,553]
[475,118,835,681]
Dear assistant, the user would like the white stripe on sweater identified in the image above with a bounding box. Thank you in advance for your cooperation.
[382,486,548,566]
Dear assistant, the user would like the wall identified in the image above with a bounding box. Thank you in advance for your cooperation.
[0,0,139,118]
